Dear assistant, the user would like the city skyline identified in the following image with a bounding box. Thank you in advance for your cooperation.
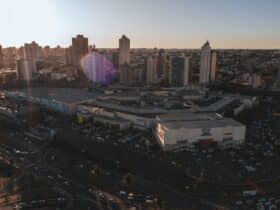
[0,1,280,209]
[1,0,280,49]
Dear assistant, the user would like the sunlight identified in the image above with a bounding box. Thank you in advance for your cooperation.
[3,0,59,45]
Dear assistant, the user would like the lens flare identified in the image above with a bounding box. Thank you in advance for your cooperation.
[81,52,116,85]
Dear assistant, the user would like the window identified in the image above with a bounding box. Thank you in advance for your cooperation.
[201,128,211,136]
[177,140,188,144]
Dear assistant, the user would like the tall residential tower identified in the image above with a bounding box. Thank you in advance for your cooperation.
[119,35,130,84]
[199,41,211,84]
[170,54,190,87]
[71,35,89,68]
[199,41,217,84]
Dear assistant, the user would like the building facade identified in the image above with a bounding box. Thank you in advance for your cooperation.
[71,35,89,68]
[210,51,217,82]
[0,45,3,68]
[23,41,42,62]
[119,35,130,84]
[155,113,246,151]
[3,47,17,68]
[16,59,36,81]
[146,56,158,85]
[170,55,190,87]
[199,41,212,84]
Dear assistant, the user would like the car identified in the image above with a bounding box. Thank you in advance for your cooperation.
[119,190,126,196]
[146,199,153,204]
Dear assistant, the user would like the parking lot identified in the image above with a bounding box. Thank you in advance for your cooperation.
[0,94,279,209]
[168,118,280,186]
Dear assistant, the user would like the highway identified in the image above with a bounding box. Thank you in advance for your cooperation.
[0,126,125,210]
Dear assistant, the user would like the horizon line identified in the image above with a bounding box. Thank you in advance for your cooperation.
[1,44,280,51]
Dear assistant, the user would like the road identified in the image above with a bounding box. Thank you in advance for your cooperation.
[0,127,124,210]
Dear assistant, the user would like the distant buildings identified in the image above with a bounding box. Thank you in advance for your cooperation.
[199,41,217,84]
[2,47,17,68]
[119,35,130,66]
[16,41,42,77]
[42,46,51,58]
[231,72,263,88]
[146,56,158,85]
[145,50,170,85]
[67,35,89,68]
[158,49,169,80]
[23,41,42,62]
[111,51,119,69]
[66,46,73,66]
[119,64,131,85]
[2,36,223,87]
[129,65,145,84]
[210,51,217,82]
[16,58,36,81]
[250,73,262,88]
[0,45,3,68]
[0,69,17,85]
[52,45,66,57]
[170,55,190,87]
[5,88,97,115]
[119,35,130,84]
[143,41,218,87]
[15,41,42,80]
[273,67,280,89]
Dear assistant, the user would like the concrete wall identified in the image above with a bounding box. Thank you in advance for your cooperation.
[156,124,246,151]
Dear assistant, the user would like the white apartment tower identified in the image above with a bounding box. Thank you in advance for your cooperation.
[199,41,212,84]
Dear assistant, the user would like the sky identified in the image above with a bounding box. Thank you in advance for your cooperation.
[0,0,280,49]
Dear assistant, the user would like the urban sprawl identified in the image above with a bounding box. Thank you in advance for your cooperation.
[0,34,279,210]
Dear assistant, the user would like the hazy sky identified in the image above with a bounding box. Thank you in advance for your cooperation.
[1,0,280,49]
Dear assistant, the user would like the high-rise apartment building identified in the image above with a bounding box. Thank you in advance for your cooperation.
[23,41,41,61]
[119,35,130,66]
[199,41,217,85]
[21,41,41,74]
[199,41,212,84]
[119,35,130,84]
[3,47,17,68]
[146,50,170,85]
[71,35,89,68]
[170,55,190,87]
[158,49,168,78]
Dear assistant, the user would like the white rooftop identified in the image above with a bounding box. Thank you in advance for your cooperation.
[157,112,223,122]
[157,113,244,129]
